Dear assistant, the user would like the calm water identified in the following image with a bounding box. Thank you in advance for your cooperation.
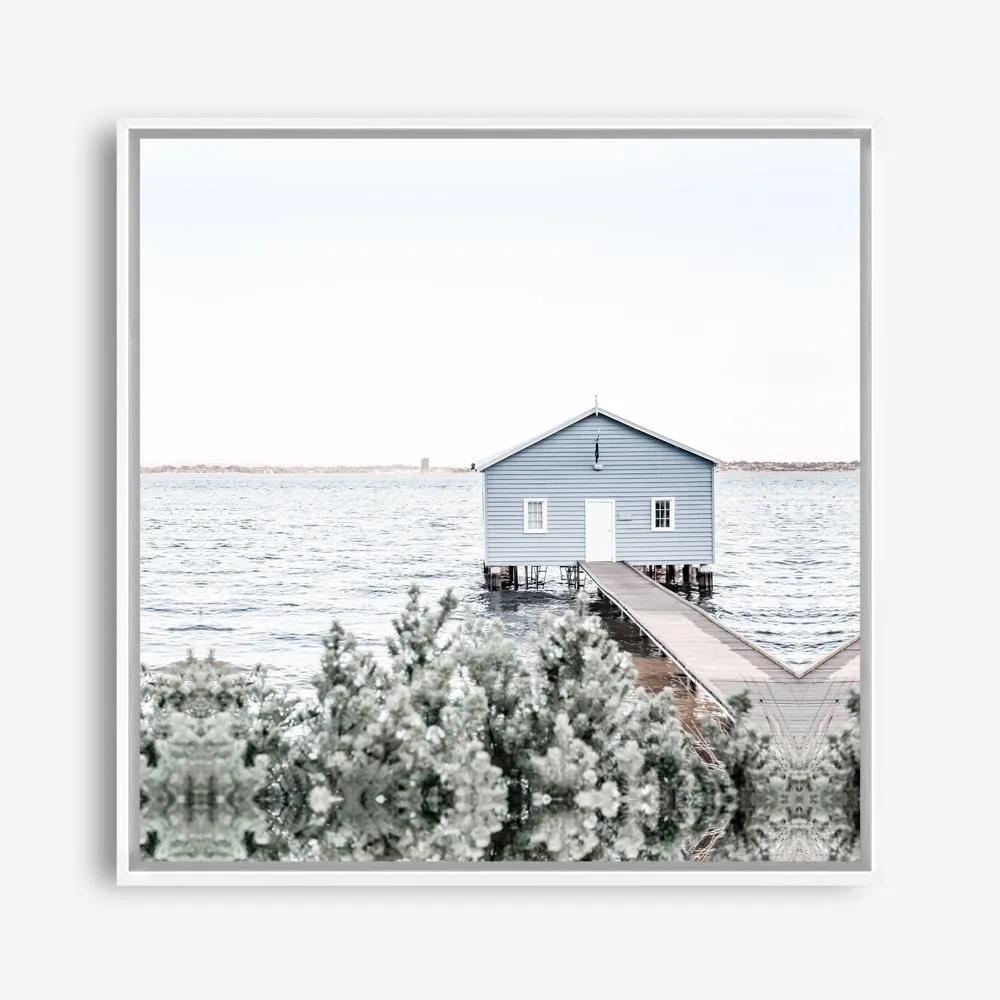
[140,472,860,689]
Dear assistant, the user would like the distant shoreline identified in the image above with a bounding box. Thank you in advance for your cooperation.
[140,460,860,474]
[716,460,859,472]
[140,465,471,475]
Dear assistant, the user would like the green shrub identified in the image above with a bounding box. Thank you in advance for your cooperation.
[140,588,860,863]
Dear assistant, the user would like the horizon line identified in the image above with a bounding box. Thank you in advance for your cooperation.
[140,458,862,471]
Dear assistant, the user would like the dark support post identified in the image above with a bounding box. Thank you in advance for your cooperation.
[667,565,676,587]
[682,564,692,589]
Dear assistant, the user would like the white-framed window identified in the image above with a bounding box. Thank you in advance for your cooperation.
[523,498,548,533]
[650,497,675,531]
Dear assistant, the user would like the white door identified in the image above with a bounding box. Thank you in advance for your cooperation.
[585,499,616,561]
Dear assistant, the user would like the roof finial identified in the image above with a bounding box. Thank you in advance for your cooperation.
[594,394,599,414]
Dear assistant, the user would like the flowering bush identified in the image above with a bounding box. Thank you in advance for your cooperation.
[140,588,860,863]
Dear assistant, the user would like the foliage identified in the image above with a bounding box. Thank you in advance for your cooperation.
[702,691,862,862]
[139,657,297,860]
[139,589,861,863]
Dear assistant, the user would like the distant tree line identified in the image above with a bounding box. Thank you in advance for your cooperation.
[140,464,471,474]
[141,462,858,474]
[717,460,860,472]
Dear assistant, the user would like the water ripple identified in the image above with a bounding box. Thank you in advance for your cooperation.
[140,471,860,685]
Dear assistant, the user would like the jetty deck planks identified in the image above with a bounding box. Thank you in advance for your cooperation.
[578,561,860,745]
[796,636,861,739]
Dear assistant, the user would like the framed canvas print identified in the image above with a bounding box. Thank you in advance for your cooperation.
[117,118,880,885]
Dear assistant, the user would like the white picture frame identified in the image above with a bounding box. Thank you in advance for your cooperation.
[118,117,882,886]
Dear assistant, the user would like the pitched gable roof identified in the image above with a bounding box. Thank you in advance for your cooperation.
[476,405,720,470]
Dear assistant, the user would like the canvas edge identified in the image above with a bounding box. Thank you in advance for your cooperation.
[867,119,885,889]
[116,121,133,885]
[116,116,880,887]
[117,868,879,887]
[116,115,879,131]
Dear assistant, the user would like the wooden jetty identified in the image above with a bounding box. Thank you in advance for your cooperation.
[578,561,860,745]
[795,636,861,739]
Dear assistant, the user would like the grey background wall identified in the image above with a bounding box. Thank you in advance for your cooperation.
[4,1,990,997]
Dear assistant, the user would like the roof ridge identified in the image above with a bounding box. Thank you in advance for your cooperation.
[477,404,720,470]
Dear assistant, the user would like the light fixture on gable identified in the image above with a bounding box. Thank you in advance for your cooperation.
[593,433,603,471]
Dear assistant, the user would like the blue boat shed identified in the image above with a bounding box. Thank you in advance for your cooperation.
[476,403,719,591]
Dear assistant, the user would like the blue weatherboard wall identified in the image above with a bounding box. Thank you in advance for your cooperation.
[482,413,715,566]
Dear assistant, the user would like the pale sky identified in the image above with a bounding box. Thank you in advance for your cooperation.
[140,136,860,465]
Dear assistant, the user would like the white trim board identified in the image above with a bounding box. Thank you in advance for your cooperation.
[522,497,548,534]
[650,496,676,532]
